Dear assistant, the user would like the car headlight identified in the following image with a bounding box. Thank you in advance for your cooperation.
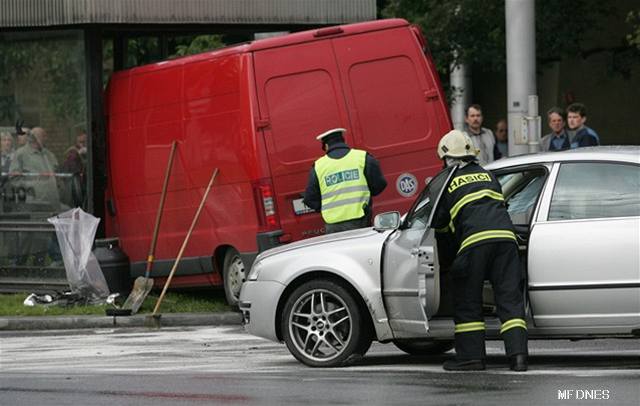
[247,260,263,281]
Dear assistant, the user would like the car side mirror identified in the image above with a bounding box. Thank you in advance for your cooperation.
[373,211,401,231]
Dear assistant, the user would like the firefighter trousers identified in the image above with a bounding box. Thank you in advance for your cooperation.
[451,241,528,360]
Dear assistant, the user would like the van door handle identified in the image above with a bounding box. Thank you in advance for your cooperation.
[256,118,270,129]
[424,89,439,101]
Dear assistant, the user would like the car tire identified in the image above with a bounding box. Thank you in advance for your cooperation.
[393,339,454,356]
[223,248,245,308]
[281,279,371,367]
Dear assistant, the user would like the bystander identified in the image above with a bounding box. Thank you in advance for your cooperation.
[566,103,600,148]
[541,107,571,152]
[493,119,508,159]
[463,104,496,165]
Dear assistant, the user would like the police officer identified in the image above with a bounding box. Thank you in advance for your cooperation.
[432,129,528,371]
[303,128,387,234]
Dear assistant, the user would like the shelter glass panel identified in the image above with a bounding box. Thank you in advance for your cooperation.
[0,30,87,274]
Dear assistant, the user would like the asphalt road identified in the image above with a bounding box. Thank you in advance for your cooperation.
[1,326,638,405]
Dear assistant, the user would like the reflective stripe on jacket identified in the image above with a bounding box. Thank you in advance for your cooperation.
[315,149,369,224]
[433,162,517,254]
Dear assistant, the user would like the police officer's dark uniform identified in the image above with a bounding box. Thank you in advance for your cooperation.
[303,128,387,234]
[433,130,528,371]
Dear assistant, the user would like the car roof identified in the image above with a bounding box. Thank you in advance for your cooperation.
[485,146,640,170]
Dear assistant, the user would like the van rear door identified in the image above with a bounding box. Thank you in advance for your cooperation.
[253,41,351,241]
[332,26,449,214]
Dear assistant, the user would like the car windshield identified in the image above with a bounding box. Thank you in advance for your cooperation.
[402,165,455,230]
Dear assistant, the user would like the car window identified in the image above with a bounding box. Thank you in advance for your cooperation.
[549,162,640,221]
[403,165,454,230]
[497,169,547,225]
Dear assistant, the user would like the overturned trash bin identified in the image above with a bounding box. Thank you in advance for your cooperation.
[48,208,110,302]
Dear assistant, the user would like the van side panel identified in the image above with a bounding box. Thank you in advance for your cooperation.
[253,40,353,241]
[332,26,448,214]
[107,53,260,283]
[178,55,260,264]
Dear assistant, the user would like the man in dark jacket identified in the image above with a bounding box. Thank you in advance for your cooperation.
[567,103,600,148]
[303,128,387,234]
[432,129,528,372]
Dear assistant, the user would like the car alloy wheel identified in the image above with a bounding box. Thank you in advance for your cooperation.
[282,280,370,367]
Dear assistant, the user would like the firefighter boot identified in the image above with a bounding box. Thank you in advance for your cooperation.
[443,359,486,371]
[510,354,528,372]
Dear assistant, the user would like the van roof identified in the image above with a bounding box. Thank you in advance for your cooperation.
[247,18,410,51]
[113,19,410,76]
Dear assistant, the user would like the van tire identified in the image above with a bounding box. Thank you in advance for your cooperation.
[223,248,245,307]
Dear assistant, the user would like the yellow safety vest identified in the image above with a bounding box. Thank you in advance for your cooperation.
[315,149,370,224]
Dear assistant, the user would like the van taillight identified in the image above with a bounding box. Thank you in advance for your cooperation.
[253,179,281,230]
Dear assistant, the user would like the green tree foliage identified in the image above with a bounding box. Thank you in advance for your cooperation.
[382,0,622,76]
[628,10,640,50]
[122,34,225,68]
[126,37,161,67]
[172,35,225,57]
[382,0,504,74]
[0,36,85,126]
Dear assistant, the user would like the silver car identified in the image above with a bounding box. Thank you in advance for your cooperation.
[239,147,640,367]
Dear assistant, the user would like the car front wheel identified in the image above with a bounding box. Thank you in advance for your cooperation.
[281,279,371,367]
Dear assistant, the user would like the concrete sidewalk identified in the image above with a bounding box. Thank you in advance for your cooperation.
[0,311,242,331]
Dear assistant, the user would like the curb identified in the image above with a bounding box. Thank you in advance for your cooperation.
[0,312,243,331]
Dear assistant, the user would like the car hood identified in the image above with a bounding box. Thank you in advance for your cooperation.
[256,227,391,261]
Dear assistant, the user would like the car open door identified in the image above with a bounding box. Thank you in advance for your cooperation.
[382,165,456,338]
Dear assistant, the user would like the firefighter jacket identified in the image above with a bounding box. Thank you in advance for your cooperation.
[433,162,517,258]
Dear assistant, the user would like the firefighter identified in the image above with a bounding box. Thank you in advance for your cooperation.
[303,128,387,234]
[432,129,528,371]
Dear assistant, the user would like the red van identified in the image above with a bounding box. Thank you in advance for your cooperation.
[104,19,451,305]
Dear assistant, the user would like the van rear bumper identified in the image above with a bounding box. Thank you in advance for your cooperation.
[239,230,284,272]
[256,230,284,253]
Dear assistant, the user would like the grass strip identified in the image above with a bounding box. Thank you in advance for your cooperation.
[0,290,230,316]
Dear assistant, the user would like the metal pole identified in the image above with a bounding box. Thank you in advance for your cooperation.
[450,53,472,131]
[506,0,536,156]
[527,95,541,153]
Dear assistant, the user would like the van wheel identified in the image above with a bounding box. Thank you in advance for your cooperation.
[393,339,454,356]
[281,279,371,367]
[223,249,245,307]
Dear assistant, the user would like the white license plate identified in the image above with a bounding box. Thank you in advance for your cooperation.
[292,198,314,215]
